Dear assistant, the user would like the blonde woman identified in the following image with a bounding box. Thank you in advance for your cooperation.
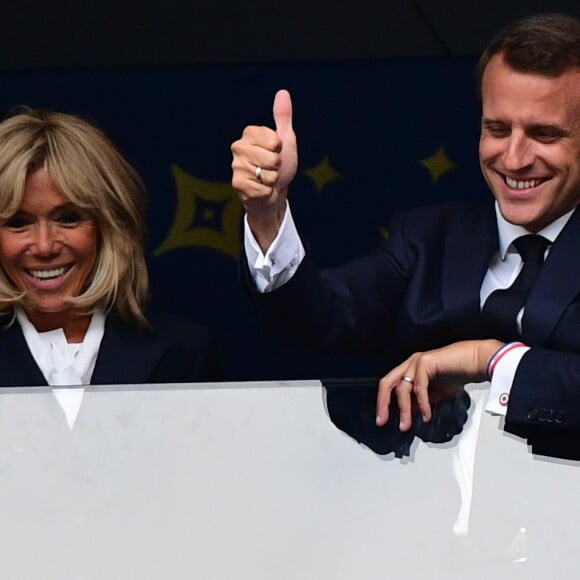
[0,109,219,386]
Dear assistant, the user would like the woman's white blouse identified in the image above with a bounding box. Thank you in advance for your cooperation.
[15,308,106,386]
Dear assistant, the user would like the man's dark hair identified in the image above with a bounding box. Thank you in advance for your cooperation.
[476,13,580,95]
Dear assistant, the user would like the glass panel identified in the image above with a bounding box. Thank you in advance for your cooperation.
[0,381,576,579]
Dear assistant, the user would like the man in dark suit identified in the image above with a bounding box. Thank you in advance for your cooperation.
[231,13,580,459]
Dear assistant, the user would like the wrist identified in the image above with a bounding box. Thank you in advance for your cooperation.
[479,339,504,377]
[246,200,287,252]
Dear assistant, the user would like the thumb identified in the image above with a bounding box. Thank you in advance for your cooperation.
[273,89,293,137]
[272,89,298,192]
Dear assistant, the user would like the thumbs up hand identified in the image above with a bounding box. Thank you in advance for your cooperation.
[231,89,298,252]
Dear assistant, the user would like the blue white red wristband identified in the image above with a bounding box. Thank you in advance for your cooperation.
[487,341,526,379]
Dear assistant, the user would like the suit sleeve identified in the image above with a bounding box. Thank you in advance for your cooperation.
[241,212,414,356]
[505,348,580,457]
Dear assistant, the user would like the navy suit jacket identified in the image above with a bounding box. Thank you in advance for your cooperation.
[244,200,580,459]
[0,311,220,387]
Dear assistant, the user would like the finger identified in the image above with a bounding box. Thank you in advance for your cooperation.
[233,127,282,157]
[252,166,278,188]
[412,370,432,423]
[231,141,281,192]
[395,378,414,432]
[270,89,298,191]
[376,359,414,426]
[273,89,293,137]
[376,375,395,426]
[250,147,282,173]
[231,161,275,200]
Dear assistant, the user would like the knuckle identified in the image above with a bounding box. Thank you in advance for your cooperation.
[231,175,246,191]
[383,383,395,395]
[231,178,241,191]
[262,171,278,186]
[269,153,282,170]
[241,125,257,138]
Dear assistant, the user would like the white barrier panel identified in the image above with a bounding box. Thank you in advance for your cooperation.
[0,381,577,579]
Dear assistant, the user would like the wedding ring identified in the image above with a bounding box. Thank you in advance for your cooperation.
[255,166,263,182]
[401,376,414,385]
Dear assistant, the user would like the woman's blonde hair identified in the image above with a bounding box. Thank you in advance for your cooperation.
[0,108,149,326]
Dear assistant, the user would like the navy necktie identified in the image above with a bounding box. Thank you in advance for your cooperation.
[481,234,550,342]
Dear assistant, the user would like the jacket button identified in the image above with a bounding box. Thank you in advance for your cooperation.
[538,408,548,422]
[528,408,538,421]
[555,412,566,424]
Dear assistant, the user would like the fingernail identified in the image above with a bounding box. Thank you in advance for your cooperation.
[422,415,428,422]
[375,415,381,425]
[399,422,404,430]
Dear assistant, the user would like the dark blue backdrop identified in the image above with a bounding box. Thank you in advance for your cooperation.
[1,59,490,380]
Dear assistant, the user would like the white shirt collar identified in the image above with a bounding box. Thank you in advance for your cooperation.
[494,203,575,261]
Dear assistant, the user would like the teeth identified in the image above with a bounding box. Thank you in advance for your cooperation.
[28,266,69,280]
[505,176,543,190]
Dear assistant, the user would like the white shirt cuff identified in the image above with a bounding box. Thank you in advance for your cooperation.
[244,202,306,293]
[485,344,530,416]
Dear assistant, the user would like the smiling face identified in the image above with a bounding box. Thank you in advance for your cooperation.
[479,54,580,232]
[0,167,98,332]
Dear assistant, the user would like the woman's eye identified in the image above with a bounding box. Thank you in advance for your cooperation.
[56,211,82,225]
[3,216,30,229]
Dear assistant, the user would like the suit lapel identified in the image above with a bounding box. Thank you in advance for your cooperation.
[523,207,580,346]
[0,322,47,386]
[442,202,498,339]
[91,316,163,385]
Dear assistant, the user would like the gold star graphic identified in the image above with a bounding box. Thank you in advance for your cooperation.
[420,146,458,183]
[304,155,341,192]
[380,227,390,240]
[154,164,243,259]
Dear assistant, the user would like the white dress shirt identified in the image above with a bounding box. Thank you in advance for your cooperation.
[244,202,305,293]
[244,202,574,416]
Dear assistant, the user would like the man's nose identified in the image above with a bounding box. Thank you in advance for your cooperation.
[503,133,534,171]
[31,222,61,256]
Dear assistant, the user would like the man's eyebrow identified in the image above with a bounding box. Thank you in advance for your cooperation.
[481,118,508,126]
[481,118,570,136]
